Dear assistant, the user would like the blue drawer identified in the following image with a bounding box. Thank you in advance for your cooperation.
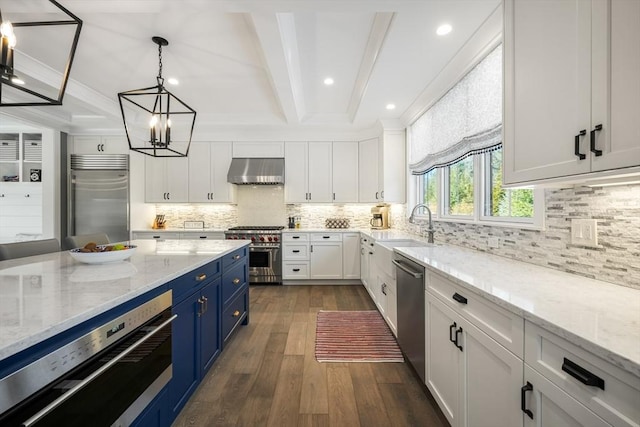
[222,289,248,342]
[171,259,221,303]
[222,261,247,305]
[222,247,247,270]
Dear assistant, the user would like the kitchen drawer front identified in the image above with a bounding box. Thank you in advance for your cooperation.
[310,233,342,242]
[426,269,524,358]
[179,231,224,240]
[525,321,640,427]
[222,261,247,305]
[283,244,309,260]
[283,233,309,242]
[133,231,181,240]
[222,289,248,342]
[282,261,310,279]
[172,259,221,303]
[222,246,248,270]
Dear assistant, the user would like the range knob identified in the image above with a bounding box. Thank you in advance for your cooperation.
[268,236,273,242]
[251,237,256,242]
[273,236,279,242]
[259,236,265,241]
[241,236,246,239]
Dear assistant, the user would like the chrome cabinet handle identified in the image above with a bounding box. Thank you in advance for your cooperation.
[22,314,178,427]
[233,254,241,260]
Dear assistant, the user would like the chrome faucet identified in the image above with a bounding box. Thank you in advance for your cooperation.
[409,204,435,243]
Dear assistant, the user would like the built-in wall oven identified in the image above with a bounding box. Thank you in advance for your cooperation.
[0,291,175,427]
[225,226,282,284]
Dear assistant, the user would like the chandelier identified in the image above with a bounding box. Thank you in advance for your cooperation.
[118,36,196,158]
[0,0,82,107]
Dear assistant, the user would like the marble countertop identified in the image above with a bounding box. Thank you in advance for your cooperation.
[132,228,227,233]
[0,239,249,362]
[395,244,640,377]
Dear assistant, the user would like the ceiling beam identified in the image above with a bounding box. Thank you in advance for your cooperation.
[347,12,394,124]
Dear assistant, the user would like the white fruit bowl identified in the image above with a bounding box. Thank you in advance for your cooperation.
[69,245,137,264]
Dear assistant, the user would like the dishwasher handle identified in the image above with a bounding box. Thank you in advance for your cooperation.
[392,259,424,279]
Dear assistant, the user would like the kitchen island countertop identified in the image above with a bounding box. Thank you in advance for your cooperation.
[0,239,249,362]
[395,244,640,377]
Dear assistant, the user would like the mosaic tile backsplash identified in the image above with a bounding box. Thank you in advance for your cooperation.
[156,184,639,289]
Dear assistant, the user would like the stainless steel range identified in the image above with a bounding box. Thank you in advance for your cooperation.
[225,226,283,284]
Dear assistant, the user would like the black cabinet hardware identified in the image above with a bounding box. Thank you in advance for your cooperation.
[449,322,457,344]
[293,268,300,272]
[590,124,603,156]
[369,251,373,255]
[381,283,387,295]
[562,358,605,390]
[370,243,374,247]
[574,129,586,160]
[292,250,300,253]
[323,236,330,239]
[455,326,463,351]
[521,382,534,419]
[375,191,379,199]
[333,192,335,200]
[292,236,300,239]
[199,236,207,239]
[452,293,468,304]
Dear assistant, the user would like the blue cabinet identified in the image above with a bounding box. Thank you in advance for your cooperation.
[131,388,169,427]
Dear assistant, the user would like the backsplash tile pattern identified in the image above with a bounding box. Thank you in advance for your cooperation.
[399,184,640,289]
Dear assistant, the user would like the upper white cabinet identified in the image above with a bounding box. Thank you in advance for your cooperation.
[71,136,129,154]
[358,131,405,203]
[188,142,236,203]
[284,141,358,203]
[503,0,640,185]
[332,142,359,202]
[145,156,188,202]
[232,142,284,158]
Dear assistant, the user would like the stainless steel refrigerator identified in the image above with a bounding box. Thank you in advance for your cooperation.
[68,154,130,243]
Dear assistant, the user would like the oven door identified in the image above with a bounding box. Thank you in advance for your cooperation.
[249,245,281,283]
[0,309,176,427]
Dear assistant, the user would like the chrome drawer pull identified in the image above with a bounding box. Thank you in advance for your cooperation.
[562,358,605,390]
[233,254,241,260]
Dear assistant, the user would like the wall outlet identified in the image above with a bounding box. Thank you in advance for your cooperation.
[488,236,500,248]
[571,219,598,246]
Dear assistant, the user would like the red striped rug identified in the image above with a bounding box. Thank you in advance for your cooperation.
[315,310,404,362]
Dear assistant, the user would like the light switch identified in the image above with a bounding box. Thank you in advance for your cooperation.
[571,219,598,246]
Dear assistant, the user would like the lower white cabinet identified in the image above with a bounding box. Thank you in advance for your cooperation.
[425,293,524,427]
[342,233,360,279]
[282,232,359,281]
[0,183,43,242]
[309,234,342,280]
[132,231,224,240]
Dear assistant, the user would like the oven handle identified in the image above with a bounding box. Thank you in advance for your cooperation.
[22,314,178,427]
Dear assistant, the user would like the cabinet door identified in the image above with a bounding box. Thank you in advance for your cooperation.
[386,285,397,336]
[375,274,387,315]
[170,292,199,416]
[342,233,361,279]
[425,294,461,427]
[358,138,380,202]
[165,158,188,202]
[200,279,221,375]
[524,365,611,427]
[503,0,592,184]
[590,0,640,172]
[462,317,523,427]
[72,136,103,154]
[188,143,212,202]
[308,142,332,202]
[309,243,343,279]
[211,142,235,202]
[360,241,369,288]
[284,142,308,202]
[145,157,166,202]
[101,136,129,154]
[332,142,358,202]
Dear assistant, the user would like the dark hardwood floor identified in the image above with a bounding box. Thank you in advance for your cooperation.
[172,285,448,427]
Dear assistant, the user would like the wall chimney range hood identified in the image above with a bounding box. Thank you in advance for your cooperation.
[227,158,285,185]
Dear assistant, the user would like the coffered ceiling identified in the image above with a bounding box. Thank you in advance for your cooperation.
[0,0,501,137]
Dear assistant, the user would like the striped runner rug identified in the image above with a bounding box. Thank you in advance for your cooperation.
[315,310,404,362]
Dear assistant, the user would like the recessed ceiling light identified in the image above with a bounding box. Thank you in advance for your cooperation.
[167,77,179,85]
[436,24,452,36]
[324,77,334,86]
[386,104,396,110]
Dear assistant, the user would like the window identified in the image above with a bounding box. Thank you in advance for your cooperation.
[484,149,533,218]
[447,156,474,216]
[421,169,438,214]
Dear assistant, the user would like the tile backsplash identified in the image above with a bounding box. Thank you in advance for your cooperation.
[155,184,639,289]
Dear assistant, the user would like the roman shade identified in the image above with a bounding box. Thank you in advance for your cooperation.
[409,44,503,175]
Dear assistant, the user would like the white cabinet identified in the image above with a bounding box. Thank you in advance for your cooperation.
[341,233,361,280]
[188,142,235,203]
[282,232,310,279]
[0,183,43,242]
[358,138,380,203]
[309,233,342,280]
[503,0,640,185]
[132,231,181,240]
[284,141,358,203]
[360,235,371,288]
[71,136,129,154]
[332,143,359,202]
[425,271,525,427]
[524,321,639,427]
[144,156,188,202]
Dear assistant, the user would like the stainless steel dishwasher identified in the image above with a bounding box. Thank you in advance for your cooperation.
[393,253,426,382]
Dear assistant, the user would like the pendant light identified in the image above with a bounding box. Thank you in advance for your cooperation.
[118,36,196,157]
[0,0,82,107]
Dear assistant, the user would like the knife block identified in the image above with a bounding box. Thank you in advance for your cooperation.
[152,215,166,229]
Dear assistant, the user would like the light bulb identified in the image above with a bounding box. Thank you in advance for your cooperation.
[149,115,158,128]
[0,22,16,47]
